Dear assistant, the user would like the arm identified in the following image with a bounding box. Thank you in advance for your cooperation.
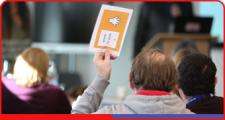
[71,76,109,113]
[71,51,112,114]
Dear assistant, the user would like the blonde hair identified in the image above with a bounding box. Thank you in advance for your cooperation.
[13,48,49,87]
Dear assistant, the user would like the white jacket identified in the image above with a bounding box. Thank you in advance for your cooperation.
[71,76,193,114]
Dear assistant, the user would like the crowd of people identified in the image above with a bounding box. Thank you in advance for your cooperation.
[2,41,223,114]
[1,1,223,115]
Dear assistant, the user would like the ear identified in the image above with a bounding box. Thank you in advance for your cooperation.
[129,72,135,90]
[178,88,187,100]
[214,76,217,86]
[173,84,186,100]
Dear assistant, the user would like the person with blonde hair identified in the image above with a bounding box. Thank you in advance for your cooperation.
[3,48,71,113]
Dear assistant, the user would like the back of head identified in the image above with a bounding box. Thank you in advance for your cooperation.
[67,85,87,104]
[178,53,217,96]
[130,49,177,92]
[173,40,198,55]
[174,48,198,67]
[13,48,49,87]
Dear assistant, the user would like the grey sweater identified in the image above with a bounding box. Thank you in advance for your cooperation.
[71,76,193,114]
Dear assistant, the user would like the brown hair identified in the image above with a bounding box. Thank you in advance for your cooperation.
[67,86,87,104]
[130,49,177,92]
[174,48,198,67]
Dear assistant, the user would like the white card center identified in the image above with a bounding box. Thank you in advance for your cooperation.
[98,30,119,48]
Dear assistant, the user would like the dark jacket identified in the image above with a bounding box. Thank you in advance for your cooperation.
[2,77,71,114]
[187,95,223,114]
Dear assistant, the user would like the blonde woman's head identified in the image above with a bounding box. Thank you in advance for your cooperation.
[13,48,49,87]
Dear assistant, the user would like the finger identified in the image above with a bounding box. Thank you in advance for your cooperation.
[99,52,105,60]
[104,50,111,62]
[110,55,117,60]
[93,52,100,63]
[94,52,104,62]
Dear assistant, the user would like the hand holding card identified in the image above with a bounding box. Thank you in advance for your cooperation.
[93,50,112,80]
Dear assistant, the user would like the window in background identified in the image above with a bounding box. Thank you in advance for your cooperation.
[197,2,223,43]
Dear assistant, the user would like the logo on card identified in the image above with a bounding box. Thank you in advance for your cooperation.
[109,17,120,26]
[98,30,119,48]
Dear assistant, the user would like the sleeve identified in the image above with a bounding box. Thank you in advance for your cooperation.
[71,76,109,114]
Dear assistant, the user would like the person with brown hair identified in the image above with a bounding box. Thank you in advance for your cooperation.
[3,48,71,113]
[177,53,223,114]
[66,85,87,104]
[71,49,192,114]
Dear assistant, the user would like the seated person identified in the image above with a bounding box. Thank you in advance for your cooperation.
[2,48,71,113]
[172,48,199,98]
[71,49,193,114]
[177,53,223,114]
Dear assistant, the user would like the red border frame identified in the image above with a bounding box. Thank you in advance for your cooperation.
[0,0,224,119]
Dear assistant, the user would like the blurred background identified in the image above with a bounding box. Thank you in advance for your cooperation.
[2,2,223,104]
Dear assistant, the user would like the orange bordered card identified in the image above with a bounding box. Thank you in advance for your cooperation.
[89,4,133,57]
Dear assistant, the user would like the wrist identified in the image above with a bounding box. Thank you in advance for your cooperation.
[96,70,111,80]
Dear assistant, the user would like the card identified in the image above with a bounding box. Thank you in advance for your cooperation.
[89,4,133,57]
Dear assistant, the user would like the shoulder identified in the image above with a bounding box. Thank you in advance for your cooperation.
[204,96,223,104]
[38,84,71,110]
[188,95,223,114]
[95,104,132,114]
[211,96,224,106]
[39,84,63,92]
[37,84,67,98]
[213,96,223,101]
[2,77,16,87]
